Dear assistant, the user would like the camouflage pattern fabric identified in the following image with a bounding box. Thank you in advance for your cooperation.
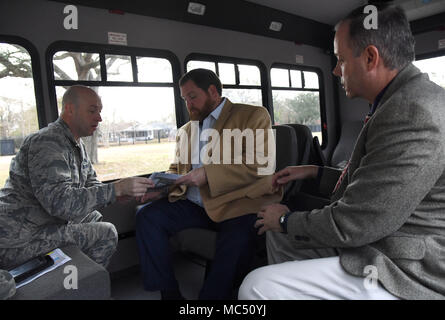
[0,118,117,268]
[0,211,117,269]
[0,269,16,300]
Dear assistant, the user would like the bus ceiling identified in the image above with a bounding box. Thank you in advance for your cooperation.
[47,0,445,51]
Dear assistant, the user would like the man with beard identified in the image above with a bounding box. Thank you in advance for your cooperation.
[135,68,282,300]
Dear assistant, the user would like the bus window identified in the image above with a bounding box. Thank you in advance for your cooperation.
[53,51,101,81]
[271,65,323,143]
[137,57,173,83]
[413,55,445,89]
[0,42,39,187]
[290,70,302,88]
[218,63,236,85]
[238,64,261,86]
[186,60,216,73]
[105,55,132,82]
[303,71,320,89]
[186,56,265,107]
[50,46,178,181]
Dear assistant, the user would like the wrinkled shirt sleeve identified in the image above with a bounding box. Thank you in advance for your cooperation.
[27,135,115,222]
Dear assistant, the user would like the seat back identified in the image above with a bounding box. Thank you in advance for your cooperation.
[330,120,364,168]
[285,123,325,166]
[281,123,326,198]
[272,124,298,172]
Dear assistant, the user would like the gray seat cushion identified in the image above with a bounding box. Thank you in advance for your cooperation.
[330,120,364,168]
[173,228,217,261]
[272,124,298,171]
[11,245,110,300]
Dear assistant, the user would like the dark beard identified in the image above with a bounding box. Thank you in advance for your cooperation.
[188,96,216,121]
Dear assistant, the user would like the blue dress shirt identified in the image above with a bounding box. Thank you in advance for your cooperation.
[186,98,226,207]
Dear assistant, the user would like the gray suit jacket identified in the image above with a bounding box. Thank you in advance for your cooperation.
[286,63,445,299]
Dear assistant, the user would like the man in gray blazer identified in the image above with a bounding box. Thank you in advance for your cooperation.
[239,5,445,300]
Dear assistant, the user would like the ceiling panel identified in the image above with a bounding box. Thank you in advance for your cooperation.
[245,0,365,25]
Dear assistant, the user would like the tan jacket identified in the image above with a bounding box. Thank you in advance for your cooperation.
[167,99,283,222]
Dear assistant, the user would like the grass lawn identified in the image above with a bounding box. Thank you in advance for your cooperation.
[95,141,176,181]
[0,141,176,186]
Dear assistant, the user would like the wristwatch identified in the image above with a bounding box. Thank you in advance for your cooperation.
[279,211,292,234]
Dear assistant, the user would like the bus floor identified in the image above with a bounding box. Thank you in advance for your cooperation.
[110,251,206,300]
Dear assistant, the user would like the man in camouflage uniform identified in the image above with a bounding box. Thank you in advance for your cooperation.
[0,85,153,270]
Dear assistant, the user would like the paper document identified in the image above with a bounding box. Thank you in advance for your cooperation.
[15,248,71,289]
[147,172,182,192]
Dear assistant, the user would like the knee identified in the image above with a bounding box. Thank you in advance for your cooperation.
[100,222,118,249]
[238,266,273,300]
[223,215,258,244]
[84,222,118,267]
[136,204,154,230]
[135,205,147,227]
[0,270,16,299]
[135,201,167,229]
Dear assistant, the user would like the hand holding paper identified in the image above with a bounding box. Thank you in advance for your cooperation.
[146,172,183,192]
[174,167,207,187]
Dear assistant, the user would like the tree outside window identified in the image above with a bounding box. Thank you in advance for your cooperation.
[0,42,39,186]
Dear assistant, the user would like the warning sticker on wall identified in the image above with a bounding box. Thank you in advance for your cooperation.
[296,54,304,64]
[108,32,128,46]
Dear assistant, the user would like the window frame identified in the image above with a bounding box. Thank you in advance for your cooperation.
[0,34,46,128]
[45,40,185,127]
[184,53,271,115]
[270,62,327,148]
[415,49,445,63]
[414,49,445,91]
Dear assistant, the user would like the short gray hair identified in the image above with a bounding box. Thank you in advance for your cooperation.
[336,5,415,70]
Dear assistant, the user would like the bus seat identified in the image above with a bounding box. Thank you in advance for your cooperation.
[313,136,327,166]
[330,120,364,168]
[173,228,217,261]
[10,245,111,300]
[272,124,298,172]
[284,120,364,206]
[280,123,327,198]
[285,123,326,166]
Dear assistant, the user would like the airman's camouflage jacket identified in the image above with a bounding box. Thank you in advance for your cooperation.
[0,118,116,248]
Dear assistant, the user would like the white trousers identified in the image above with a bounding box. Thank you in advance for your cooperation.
[238,232,400,300]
